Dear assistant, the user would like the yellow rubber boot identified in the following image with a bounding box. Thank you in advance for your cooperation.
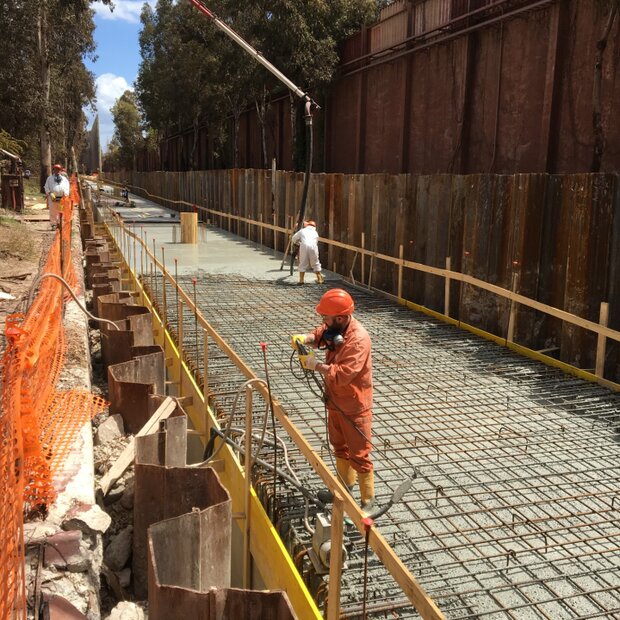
[358,470,375,514]
[336,457,357,490]
[298,272,305,284]
[316,271,325,284]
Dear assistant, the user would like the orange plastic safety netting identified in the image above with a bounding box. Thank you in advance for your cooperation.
[0,178,106,619]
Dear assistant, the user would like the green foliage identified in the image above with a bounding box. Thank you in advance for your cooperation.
[0,0,104,171]
[136,0,376,170]
[110,91,142,170]
[0,130,26,157]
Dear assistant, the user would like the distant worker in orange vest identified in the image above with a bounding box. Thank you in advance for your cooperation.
[44,163,70,228]
[291,288,375,514]
[291,220,325,284]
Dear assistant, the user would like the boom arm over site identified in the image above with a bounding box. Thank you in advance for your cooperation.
[188,0,318,273]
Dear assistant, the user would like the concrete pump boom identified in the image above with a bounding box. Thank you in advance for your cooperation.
[188,0,318,273]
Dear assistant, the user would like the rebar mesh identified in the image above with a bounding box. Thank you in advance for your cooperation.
[147,272,620,619]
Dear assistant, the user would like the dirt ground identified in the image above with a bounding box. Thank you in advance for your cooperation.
[0,191,53,356]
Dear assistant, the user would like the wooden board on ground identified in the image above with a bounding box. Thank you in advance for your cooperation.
[99,396,177,495]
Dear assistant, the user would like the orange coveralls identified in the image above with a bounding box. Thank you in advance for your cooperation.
[311,317,373,473]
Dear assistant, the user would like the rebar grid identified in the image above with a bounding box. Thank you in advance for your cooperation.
[147,273,620,619]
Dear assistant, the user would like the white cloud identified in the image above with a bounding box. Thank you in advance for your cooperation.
[93,73,132,149]
[93,0,156,24]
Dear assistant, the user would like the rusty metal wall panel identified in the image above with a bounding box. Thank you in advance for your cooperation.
[363,61,407,173]
[325,75,362,174]
[553,2,620,173]
[370,3,408,53]
[406,39,468,173]
[136,465,231,600]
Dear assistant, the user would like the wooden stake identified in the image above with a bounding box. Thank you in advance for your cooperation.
[327,492,344,620]
[444,256,451,317]
[507,272,519,343]
[398,245,404,299]
[596,302,609,378]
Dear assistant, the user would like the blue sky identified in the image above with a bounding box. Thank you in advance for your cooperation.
[86,1,156,150]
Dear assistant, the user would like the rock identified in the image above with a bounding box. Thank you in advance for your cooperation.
[105,601,144,620]
[104,526,133,572]
[103,482,125,506]
[119,480,134,510]
[116,567,131,589]
[63,504,111,536]
[95,415,124,445]
[44,531,90,573]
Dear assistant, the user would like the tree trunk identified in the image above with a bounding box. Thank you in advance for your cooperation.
[591,6,618,172]
[233,110,240,168]
[190,116,200,170]
[38,1,51,191]
[289,92,297,171]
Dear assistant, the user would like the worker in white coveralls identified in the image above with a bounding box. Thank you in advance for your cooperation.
[44,163,70,228]
[292,220,325,284]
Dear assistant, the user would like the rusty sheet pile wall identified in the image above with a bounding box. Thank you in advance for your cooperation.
[0,180,106,620]
[104,169,620,382]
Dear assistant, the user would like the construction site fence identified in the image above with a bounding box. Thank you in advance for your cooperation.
[95,200,446,620]
[101,170,620,387]
[0,177,106,620]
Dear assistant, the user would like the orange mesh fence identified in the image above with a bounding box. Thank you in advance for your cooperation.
[0,177,106,619]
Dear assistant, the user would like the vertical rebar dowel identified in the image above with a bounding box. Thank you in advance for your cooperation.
[161,247,167,328]
[327,493,345,620]
[444,256,452,317]
[596,301,609,378]
[203,328,209,432]
[140,227,144,281]
[192,278,199,366]
[152,238,158,302]
[178,297,184,397]
[243,384,253,590]
[132,226,137,290]
[174,258,179,334]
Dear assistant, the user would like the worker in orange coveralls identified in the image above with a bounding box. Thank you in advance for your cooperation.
[292,288,375,513]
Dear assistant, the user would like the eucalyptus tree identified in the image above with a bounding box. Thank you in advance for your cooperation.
[137,0,377,171]
[110,90,142,170]
[35,0,109,185]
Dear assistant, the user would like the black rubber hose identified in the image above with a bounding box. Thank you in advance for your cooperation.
[290,99,313,275]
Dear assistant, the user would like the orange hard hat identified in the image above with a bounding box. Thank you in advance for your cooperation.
[304,220,316,227]
[52,163,62,170]
[316,289,354,316]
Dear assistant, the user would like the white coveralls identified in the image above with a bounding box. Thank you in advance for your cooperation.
[292,225,322,274]
[44,173,70,226]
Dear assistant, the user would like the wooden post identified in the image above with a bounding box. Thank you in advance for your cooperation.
[368,254,375,290]
[243,385,253,589]
[507,272,519,343]
[444,257,451,317]
[178,298,184,397]
[361,232,366,285]
[327,493,344,620]
[181,212,198,243]
[595,302,609,378]
[398,244,404,299]
[273,212,278,252]
[259,213,263,246]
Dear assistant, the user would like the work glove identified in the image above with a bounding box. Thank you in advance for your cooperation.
[303,353,318,371]
[50,192,56,201]
[291,334,306,351]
